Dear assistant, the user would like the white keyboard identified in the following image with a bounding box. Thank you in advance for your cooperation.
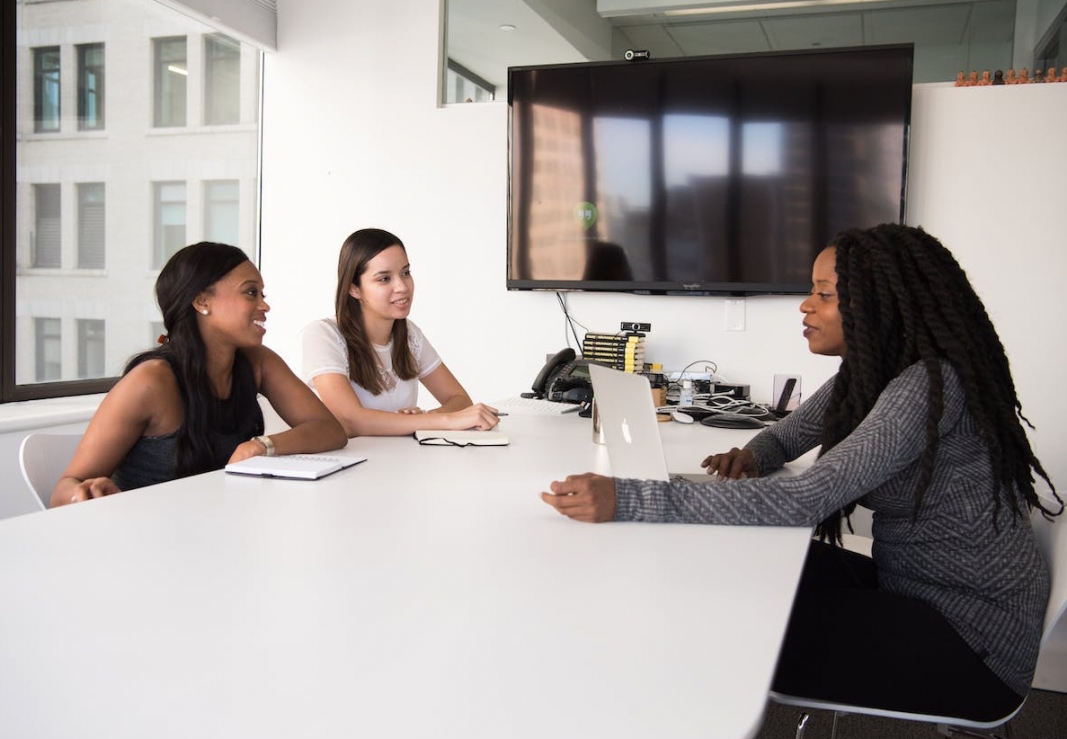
[492,397,583,416]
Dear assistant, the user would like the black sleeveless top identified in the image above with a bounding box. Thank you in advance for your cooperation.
[111,353,264,491]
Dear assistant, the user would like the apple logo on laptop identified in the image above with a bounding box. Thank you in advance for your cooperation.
[621,417,633,445]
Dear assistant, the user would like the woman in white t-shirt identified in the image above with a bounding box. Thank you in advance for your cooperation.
[301,228,500,437]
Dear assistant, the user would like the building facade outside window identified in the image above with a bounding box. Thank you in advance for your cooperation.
[154,36,187,128]
[33,184,61,268]
[33,46,61,132]
[77,43,105,131]
[204,34,240,125]
[77,319,107,379]
[77,183,106,269]
[5,1,262,399]
[154,181,187,269]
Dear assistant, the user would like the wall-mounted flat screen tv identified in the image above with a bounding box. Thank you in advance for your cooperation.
[507,44,913,295]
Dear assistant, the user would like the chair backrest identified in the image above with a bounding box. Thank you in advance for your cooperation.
[18,433,83,510]
[1032,504,1067,642]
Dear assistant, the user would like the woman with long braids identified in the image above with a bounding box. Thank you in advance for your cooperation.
[52,242,346,505]
[542,223,1061,719]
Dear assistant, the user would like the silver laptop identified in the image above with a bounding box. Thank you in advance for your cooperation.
[589,364,713,483]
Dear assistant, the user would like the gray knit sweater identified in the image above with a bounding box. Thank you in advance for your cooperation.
[614,362,1049,696]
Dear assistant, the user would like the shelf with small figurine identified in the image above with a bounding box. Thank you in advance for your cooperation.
[954,67,1066,86]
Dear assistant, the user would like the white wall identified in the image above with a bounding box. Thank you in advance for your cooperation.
[260,0,1067,497]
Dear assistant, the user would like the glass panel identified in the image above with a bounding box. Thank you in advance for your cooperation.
[33,46,61,132]
[77,319,107,379]
[34,318,62,382]
[12,0,262,392]
[33,184,61,268]
[77,183,106,269]
[154,181,186,269]
[154,36,187,128]
[78,43,106,131]
[204,34,240,125]
[204,180,239,245]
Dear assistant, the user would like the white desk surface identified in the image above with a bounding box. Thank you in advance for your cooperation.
[0,414,812,739]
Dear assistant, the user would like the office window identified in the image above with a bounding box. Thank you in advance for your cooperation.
[34,318,62,382]
[7,2,262,400]
[204,34,240,125]
[33,46,61,132]
[154,37,187,127]
[33,184,61,268]
[77,183,106,269]
[154,182,186,268]
[77,319,106,379]
[77,43,105,131]
[204,180,239,245]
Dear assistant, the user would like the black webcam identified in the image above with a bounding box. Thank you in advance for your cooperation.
[624,49,650,61]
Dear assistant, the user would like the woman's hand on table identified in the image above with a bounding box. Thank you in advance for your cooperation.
[702,447,758,480]
[541,473,616,523]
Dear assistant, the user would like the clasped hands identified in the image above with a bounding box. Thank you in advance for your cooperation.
[541,447,757,523]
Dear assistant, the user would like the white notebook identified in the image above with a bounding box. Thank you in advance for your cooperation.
[413,430,509,447]
[225,454,366,480]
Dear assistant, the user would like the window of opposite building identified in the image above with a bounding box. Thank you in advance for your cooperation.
[78,183,106,269]
[3,0,263,401]
[154,36,187,128]
[77,319,107,379]
[33,184,61,268]
[154,182,187,269]
[204,34,240,125]
[204,180,239,245]
[33,46,61,133]
[77,43,105,131]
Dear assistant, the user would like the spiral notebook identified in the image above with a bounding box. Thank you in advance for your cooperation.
[225,454,366,480]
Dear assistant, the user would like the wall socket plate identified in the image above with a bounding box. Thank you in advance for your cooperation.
[620,322,651,332]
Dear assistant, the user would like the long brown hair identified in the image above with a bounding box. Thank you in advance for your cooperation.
[334,228,418,394]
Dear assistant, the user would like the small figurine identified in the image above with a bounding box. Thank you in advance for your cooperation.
[954,70,967,86]
[1018,68,1030,83]
[978,70,992,86]
[968,70,979,85]
[1034,68,1045,83]
[1061,67,1067,82]
[1005,68,1017,84]
[1047,68,1059,83]
[993,70,1005,85]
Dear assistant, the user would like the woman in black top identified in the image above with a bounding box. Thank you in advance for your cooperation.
[53,242,346,505]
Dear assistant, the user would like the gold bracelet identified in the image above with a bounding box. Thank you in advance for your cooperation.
[251,434,275,456]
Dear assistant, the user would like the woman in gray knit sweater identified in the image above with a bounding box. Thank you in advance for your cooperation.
[542,224,1061,720]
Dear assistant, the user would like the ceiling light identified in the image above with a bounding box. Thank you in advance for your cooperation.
[664,0,897,15]
[167,64,188,76]
[499,23,516,31]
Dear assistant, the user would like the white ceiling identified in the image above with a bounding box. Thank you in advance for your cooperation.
[447,0,1017,91]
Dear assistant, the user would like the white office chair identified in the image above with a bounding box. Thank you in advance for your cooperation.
[18,433,83,510]
[771,507,1067,739]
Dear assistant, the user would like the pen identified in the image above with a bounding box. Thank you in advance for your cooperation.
[494,412,509,417]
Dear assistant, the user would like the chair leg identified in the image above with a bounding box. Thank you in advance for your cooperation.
[793,712,810,739]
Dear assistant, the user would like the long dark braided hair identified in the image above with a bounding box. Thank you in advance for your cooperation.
[815,224,1061,542]
[125,242,263,478]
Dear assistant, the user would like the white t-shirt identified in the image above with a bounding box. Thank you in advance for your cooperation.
[301,318,443,412]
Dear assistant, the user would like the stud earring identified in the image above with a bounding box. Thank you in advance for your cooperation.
[201,309,209,315]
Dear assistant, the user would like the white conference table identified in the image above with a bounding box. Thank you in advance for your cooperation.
[0,412,813,739]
